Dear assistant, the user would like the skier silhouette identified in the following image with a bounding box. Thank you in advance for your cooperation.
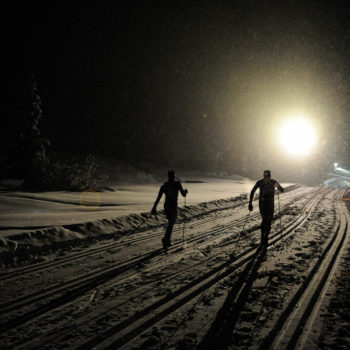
[249,170,284,245]
[152,170,188,250]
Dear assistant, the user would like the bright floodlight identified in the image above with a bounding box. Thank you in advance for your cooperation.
[278,115,317,156]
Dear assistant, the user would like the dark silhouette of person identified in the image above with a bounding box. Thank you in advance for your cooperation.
[152,170,188,250]
[248,170,284,245]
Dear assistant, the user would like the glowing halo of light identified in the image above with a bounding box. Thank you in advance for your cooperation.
[79,188,101,210]
[277,115,317,156]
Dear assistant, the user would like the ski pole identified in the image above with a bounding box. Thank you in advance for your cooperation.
[278,190,282,231]
[240,211,251,236]
[233,210,252,254]
[182,196,186,248]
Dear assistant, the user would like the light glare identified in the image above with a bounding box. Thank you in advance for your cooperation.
[278,116,317,156]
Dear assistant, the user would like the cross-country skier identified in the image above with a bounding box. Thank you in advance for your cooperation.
[248,170,284,245]
[151,170,188,250]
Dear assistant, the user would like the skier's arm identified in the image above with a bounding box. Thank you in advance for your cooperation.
[275,181,284,193]
[152,186,164,214]
[248,182,259,211]
[179,183,188,197]
[249,182,259,203]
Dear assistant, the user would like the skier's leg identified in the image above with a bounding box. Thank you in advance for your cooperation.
[261,217,269,245]
[260,202,268,245]
[163,206,177,247]
[164,218,175,244]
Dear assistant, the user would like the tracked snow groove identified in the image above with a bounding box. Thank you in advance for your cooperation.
[259,191,349,350]
[1,186,345,350]
[0,186,307,280]
[205,189,347,350]
[65,190,324,349]
[0,188,314,336]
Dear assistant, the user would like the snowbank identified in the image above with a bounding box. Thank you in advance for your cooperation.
[0,193,250,261]
[0,182,297,262]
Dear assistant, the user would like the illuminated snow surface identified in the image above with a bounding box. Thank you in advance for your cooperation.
[0,178,256,237]
[0,180,349,350]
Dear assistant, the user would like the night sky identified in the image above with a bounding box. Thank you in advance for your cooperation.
[3,1,350,184]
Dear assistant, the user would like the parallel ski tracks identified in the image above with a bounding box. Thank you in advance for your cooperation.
[195,189,342,349]
[0,196,245,280]
[257,190,349,350]
[0,188,325,348]
[0,187,313,282]
[73,189,326,350]
[0,189,316,317]
[15,189,326,350]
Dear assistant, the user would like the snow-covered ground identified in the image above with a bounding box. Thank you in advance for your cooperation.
[0,180,255,233]
[0,181,349,350]
[0,178,268,252]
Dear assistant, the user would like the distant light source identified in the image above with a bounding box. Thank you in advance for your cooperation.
[334,162,338,168]
[277,115,317,157]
